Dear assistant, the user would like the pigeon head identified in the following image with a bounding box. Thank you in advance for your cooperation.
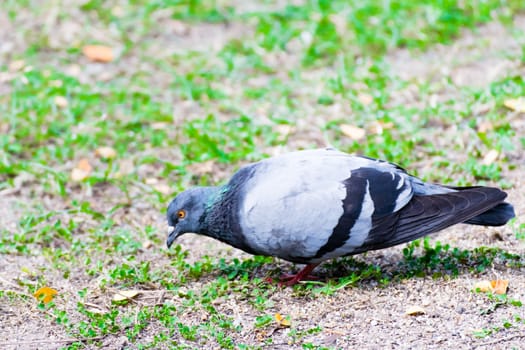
[166,187,216,248]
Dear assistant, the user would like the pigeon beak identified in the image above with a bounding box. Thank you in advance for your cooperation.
[166,225,178,248]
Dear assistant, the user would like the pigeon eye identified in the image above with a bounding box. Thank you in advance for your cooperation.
[177,210,186,219]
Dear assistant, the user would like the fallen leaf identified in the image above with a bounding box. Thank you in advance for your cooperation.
[405,305,426,316]
[34,286,58,303]
[95,146,117,159]
[368,121,394,135]
[276,124,293,136]
[490,280,509,295]
[357,93,373,105]
[477,121,493,133]
[340,124,366,140]
[77,158,92,172]
[503,97,525,112]
[151,122,168,130]
[274,313,291,327]
[85,307,106,314]
[473,280,493,293]
[112,290,140,302]
[473,279,509,294]
[9,60,25,71]
[482,149,499,165]
[82,45,114,63]
[54,96,68,108]
[153,183,171,195]
[71,158,92,182]
[145,177,158,185]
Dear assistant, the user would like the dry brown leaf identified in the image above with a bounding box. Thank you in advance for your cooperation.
[490,279,509,295]
[54,96,68,108]
[71,159,92,181]
[473,280,493,293]
[274,313,291,327]
[112,290,140,302]
[85,307,106,314]
[503,98,525,112]
[77,158,92,172]
[473,280,508,294]
[276,124,293,136]
[477,121,493,133]
[95,146,117,159]
[340,124,366,140]
[153,183,171,195]
[82,45,114,63]
[405,305,426,316]
[357,93,373,105]
[9,60,25,71]
[151,122,168,130]
[145,177,158,185]
[482,149,499,165]
[34,286,58,303]
[368,121,394,135]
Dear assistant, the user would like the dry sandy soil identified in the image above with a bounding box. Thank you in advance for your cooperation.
[1,3,525,350]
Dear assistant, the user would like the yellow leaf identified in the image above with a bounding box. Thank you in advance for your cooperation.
[405,305,425,316]
[9,60,25,72]
[95,146,117,159]
[82,45,114,63]
[482,149,499,165]
[54,96,68,108]
[34,286,58,303]
[151,122,168,130]
[145,177,158,185]
[153,183,171,195]
[71,158,92,182]
[477,121,493,133]
[490,280,509,295]
[473,280,508,294]
[77,158,92,172]
[357,93,373,105]
[503,98,525,112]
[274,313,291,327]
[368,121,393,135]
[112,290,140,302]
[473,280,493,293]
[340,124,366,140]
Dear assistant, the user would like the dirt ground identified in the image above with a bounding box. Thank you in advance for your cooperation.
[1,3,525,350]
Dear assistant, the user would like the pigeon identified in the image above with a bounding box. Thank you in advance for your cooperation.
[166,148,515,285]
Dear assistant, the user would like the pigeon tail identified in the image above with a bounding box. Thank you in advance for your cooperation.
[463,202,515,226]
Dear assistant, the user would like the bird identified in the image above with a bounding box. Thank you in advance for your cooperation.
[166,148,515,286]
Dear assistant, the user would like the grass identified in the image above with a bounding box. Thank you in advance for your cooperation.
[1,0,525,349]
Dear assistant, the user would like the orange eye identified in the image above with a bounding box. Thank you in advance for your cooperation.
[177,210,186,219]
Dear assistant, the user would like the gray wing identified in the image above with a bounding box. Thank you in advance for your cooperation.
[352,186,509,254]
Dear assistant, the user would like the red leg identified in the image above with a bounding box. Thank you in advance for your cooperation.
[278,263,320,286]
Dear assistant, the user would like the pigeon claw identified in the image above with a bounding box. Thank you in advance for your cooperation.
[277,263,320,287]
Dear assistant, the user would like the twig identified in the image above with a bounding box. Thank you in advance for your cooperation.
[0,187,21,196]
[156,290,165,305]
[477,333,525,346]
[0,336,105,347]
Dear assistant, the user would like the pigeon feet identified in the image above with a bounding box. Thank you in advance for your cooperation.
[278,263,320,286]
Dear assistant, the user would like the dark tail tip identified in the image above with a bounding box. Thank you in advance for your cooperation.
[464,202,515,226]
